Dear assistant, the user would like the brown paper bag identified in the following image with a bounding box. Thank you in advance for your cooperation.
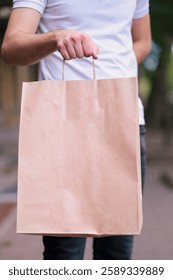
[17,61,142,236]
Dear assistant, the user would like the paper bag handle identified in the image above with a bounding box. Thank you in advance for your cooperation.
[62,58,96,81]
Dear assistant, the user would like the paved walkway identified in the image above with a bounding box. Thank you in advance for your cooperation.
[0,125,173,260]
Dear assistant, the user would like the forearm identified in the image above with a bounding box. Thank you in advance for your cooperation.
[132,14,151,65]
[2,29,98,65]
[1,8,99,66]
[1,31,58,65]
[133,39,151,64]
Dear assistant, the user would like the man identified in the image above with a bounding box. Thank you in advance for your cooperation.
[1,0,151,260]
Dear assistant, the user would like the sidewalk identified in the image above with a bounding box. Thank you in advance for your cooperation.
[0,125,173,260]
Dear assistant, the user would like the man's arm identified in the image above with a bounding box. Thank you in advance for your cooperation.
[132,14,152,64]
[1,8,99,65]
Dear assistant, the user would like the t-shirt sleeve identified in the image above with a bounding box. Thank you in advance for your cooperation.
[13,0,47,15]
[133,0,149,19]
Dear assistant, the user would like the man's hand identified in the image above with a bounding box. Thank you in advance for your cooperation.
[56,30,99,60]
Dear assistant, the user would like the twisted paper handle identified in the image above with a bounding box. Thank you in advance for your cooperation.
[62,58,96,80]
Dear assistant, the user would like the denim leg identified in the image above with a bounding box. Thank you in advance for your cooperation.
[43,236,86,260]
[93,125,147,260]
[140,125,147,193]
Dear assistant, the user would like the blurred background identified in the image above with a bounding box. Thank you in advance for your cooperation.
[0,0,173,260]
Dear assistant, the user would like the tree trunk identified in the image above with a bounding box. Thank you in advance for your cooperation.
[145,46,172,130]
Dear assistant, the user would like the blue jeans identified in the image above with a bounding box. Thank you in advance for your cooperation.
[43,125,146,260]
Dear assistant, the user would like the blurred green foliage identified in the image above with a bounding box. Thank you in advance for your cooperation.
[0,1,12,37]
[0,0,12,7]
[144,1,173,128]
[150,0,173,47]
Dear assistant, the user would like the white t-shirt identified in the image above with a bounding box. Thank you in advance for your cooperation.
[13,0,149,125]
